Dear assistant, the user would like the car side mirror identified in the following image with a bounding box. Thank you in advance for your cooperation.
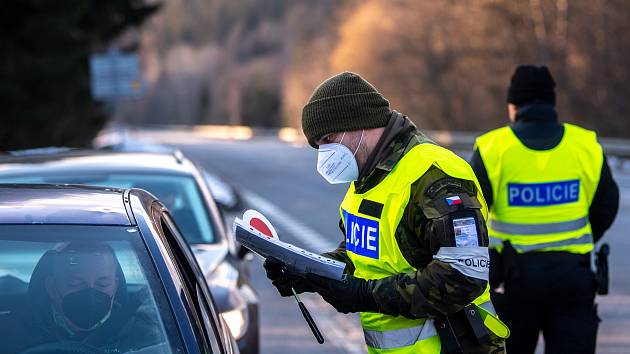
[203,172,242,211]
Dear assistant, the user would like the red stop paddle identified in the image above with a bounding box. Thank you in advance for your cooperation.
[249,217,274,238]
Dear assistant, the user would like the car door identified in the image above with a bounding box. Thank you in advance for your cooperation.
[153,204,236,353]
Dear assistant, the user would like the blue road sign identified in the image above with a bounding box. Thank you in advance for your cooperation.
[90,49,144,101]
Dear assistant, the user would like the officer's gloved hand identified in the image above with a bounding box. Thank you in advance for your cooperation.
[263,258,316,297]
[306,273,378,314]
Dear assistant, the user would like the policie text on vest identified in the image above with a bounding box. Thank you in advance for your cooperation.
[343,210,379,259]
[508,179,580,206]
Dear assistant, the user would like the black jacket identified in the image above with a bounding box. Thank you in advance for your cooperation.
[0,287,163,354]
[469,103,619,243]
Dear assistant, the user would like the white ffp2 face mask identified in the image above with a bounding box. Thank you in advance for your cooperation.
[316,131,364,184]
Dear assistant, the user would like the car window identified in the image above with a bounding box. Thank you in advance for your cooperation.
[157,212,225,354]
[0,225,185,354]
[0,173,216,244]
[196,285,226,353]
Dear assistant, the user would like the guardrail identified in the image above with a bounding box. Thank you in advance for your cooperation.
[424,130,630,160]
[98,124,630,161]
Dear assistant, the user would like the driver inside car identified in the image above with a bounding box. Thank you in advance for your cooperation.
[2,242,164,354]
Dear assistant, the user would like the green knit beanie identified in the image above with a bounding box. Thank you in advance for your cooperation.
[302,72,392,148]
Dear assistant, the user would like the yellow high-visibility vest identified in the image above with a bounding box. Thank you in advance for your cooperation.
[340,143,508,353]
[475,123,603,254]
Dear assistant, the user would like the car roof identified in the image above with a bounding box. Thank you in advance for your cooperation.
[0,184,134,225]
[0,150,198,177]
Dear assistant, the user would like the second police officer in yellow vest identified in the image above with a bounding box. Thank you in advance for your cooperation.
[264,72,509,353]
[470,66,620,354]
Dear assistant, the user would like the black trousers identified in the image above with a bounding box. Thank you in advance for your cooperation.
[491,252,600,354]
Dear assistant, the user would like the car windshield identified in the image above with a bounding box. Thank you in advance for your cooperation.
[0,173,216,244]
[0,225,185,354]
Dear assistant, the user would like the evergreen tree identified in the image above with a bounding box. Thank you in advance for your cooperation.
[0,0,160,150]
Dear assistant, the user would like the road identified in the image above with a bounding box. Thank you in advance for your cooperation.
[147,132,630,354]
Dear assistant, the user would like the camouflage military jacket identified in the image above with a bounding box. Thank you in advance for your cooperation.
[323,120,489,319]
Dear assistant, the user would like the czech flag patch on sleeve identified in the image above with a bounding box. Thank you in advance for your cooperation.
[445,195,462,206]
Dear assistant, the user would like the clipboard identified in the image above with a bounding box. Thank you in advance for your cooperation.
[233,210,346,281]
[234,210,333,344]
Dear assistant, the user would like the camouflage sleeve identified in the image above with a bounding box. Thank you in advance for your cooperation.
[372,167,489,318]
[320,219,356,275]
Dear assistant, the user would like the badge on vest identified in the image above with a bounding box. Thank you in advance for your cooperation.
[343,209,379,259]
[453,217,479,247]
[508,179,580,206]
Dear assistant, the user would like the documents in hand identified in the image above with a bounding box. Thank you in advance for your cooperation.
[233,210,346,281]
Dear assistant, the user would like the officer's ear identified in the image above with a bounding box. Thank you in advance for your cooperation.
[507,104,518,123]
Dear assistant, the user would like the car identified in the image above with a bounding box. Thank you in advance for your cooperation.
[95,140,243,212]
[0,151,258,353]
[0,184,239,354]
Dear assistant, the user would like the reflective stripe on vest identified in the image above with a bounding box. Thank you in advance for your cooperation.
[363,300,501,350]
[475,124,603,254]
[478,300,496,315]
[364,320,437,350]
[489,216,588,235]
[339,143,505,353]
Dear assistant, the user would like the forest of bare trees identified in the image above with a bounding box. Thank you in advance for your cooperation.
[124,0,630,137]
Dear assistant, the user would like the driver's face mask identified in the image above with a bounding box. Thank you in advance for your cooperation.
[61,287,114,331]
[317,130,364,184]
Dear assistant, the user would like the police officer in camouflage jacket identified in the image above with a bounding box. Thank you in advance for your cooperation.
[264,72,507,353]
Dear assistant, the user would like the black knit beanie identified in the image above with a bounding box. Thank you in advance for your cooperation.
[302,72,392,148]
[507,65,556,106]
